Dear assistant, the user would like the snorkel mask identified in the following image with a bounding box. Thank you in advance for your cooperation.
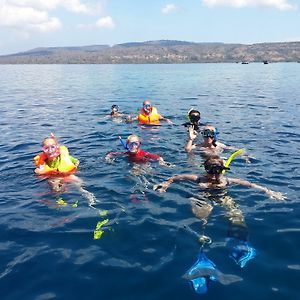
[204,163,229,175]
[42,143,60,158]
[143,103,152,114]
[201,128,219,147]
[188,109,201,124]
[111,105,119,113]
[126,141,140,153]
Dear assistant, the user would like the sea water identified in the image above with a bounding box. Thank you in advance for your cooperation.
[0,63,299,300]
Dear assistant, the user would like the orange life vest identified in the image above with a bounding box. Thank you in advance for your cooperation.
[138,107,161,125]
[33,146,77,175]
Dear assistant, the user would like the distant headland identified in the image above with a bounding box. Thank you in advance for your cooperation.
[0,40,299,64]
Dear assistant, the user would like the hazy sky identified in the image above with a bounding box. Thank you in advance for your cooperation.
[0,0,299,54]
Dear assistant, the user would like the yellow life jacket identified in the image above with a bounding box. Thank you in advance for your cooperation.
[34,146,77,175]
[138,107,161,125]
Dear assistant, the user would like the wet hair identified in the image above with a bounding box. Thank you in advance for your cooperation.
[126,134,141,143]
[204,155,224,168]
[42,136,57,146]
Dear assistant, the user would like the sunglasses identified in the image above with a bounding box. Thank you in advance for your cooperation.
[201,130,215,138]
[143,104,152,109]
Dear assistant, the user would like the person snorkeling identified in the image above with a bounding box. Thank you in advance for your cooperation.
[33,133,96,206]
[34,133,79,176]
[105,134,171,166]
[182,109,202,132]
[153,155,285,200]
[110,104,124,118]
[125,100,172,125]
[185,124,250,163]
[154,155,285,292]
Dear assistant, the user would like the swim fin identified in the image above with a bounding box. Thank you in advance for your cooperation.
[185,250,217,294]
[228,238,256,268]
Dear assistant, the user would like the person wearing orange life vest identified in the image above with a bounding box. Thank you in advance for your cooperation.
[33,134,97,205]
[34,133,79,176]
[126,100,172,125]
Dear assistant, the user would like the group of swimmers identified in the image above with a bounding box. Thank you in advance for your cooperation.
[33,99,285,294]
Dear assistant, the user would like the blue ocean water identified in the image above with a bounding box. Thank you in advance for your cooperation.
[0,63,299,300]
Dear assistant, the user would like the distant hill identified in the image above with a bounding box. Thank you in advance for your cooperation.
[0,40,299,64]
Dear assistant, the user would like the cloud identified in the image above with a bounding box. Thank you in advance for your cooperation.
[95,16,115,28]
[0,4,61,32]
[202,0,297,11]
[5,0,95,14]
[162,4,178,14]
[0,0,105,34]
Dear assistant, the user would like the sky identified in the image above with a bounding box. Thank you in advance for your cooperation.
[0,0,299,55]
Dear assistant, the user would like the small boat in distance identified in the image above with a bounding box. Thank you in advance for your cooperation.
[241,61,249,64]
[263,60,269,64]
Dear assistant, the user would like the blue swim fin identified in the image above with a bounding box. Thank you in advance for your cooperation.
[185,250,217,294]
[228,239,256,268]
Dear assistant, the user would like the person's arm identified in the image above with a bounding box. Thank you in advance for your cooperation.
[69,155,80,167]
[153,174,199,193]
[185,126,197,152]
[228,177,286,200]
[159,115,173,124]
[105,151,126,163]
[125,115,138,123]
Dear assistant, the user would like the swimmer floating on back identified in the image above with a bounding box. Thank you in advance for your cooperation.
[126,100,172,125]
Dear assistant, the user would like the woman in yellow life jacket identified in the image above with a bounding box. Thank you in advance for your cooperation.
[126,100,172,125]
[33,133,79,176]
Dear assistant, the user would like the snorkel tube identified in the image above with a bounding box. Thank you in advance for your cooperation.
[222,149,245,174]
[118,136,128,150]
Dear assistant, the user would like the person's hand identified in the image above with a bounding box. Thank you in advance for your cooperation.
[158,158,175,167]
[34,164,48,175]
[266,190,286,201]
[125,115,133,123]
[74,160,80,167]
[153,181,170,193]
[188,126,198,141]
[105,154,114,163]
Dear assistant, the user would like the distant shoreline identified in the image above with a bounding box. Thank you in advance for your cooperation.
[0,40,299,64]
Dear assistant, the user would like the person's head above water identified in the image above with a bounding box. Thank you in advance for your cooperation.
[203,155,229,180]
[126,134,141,154]
[111,104,119,112]
[200,125,219,147]
[142,100,152,114]
[188,109,201,124]
[42,134,60,159]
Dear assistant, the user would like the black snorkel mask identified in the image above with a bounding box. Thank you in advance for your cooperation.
[205,164,229,175]
[111,105,119,113]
